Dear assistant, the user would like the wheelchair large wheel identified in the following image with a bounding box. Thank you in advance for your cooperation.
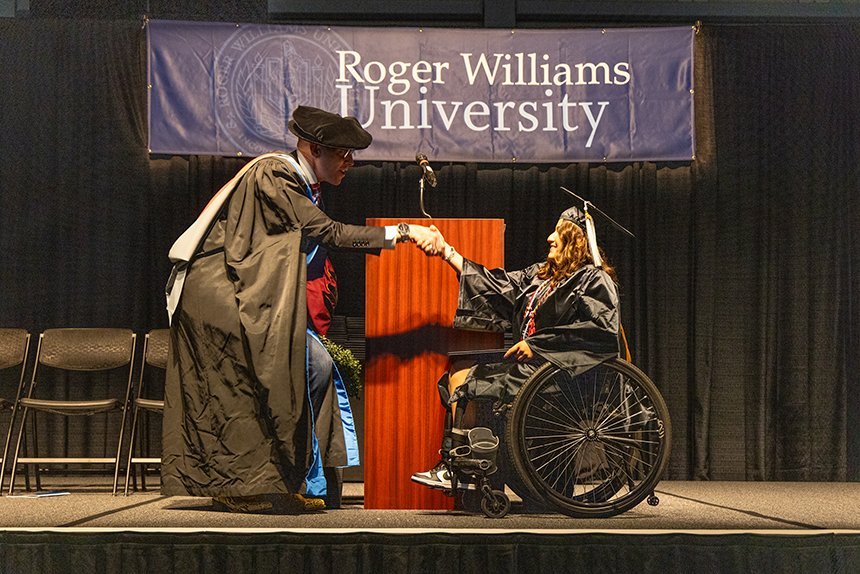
[506,358,671,518]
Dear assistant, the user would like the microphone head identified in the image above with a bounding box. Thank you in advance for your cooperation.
[416,152,437,187]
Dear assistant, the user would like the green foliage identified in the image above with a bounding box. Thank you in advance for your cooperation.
[320,336,364,399]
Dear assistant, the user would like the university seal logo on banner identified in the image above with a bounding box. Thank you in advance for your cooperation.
[214,26,363,155]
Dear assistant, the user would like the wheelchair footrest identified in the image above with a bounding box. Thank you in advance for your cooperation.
[448,427,499,459]
[446,427,501,479]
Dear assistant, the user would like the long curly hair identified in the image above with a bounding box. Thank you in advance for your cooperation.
[537,220,615,282]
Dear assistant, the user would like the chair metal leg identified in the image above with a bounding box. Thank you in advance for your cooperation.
[8,406,29,495]
[22,432,31,492]
[32,411,41,492]
[140,412,148,491]
[113,381,137,496]
[0,410,15,496]
[123,404,142,496]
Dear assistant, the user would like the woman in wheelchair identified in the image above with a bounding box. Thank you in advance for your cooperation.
[410,205,621,492]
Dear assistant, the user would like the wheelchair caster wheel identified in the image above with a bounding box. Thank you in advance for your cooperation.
[480,489,510,519]
[647,494,659,506]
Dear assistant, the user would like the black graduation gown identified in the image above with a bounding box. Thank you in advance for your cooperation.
[448,259,620,406]
[161,155,386,497]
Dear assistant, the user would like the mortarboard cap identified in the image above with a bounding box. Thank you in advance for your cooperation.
[559,205,587,229]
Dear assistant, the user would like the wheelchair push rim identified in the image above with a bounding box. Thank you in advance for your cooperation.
[507,358,671,518]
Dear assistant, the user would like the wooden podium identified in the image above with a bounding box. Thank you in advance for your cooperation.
[363,218,504,509]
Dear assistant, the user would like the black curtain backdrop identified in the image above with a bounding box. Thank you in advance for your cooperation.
[0,19,857,481]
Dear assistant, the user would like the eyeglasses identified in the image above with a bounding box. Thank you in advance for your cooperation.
[324,147,355,159]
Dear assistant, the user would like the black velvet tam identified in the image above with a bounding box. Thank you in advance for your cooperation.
[288,106,373,150]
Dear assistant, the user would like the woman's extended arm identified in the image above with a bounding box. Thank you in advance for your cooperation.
[437,238,464,275]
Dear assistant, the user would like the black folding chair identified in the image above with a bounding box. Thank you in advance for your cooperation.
[123,329,167,495]
[7,328,136,495]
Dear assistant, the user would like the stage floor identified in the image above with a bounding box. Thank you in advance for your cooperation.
[0,480,857,532]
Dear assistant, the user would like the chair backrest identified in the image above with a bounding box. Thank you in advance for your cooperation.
[144,329,169,370]
[0,329,30,409]
[0,329,29,371]
[38,328,135,372]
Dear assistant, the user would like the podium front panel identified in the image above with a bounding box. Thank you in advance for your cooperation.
[364,218,504,509]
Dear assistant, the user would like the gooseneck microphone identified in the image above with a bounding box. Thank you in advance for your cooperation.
[416,153,438,188]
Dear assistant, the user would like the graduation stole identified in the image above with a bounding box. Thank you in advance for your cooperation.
[521,278,558,338]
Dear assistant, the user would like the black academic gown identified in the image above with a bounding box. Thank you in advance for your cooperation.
[161,154,385,497]
[448,259,620,406]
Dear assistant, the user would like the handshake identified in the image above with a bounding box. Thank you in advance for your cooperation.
[405,224,450,259]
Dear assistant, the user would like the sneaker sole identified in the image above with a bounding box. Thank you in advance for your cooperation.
[410,475,477,491]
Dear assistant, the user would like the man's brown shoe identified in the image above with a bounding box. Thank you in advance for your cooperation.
[270,493,326,514]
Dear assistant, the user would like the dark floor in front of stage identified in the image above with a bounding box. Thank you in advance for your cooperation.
[0,480,857,530]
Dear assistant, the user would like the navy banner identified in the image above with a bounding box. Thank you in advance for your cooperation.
[147,20,694,162]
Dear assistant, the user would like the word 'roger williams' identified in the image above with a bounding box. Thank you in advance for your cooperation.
[336,50,630,142]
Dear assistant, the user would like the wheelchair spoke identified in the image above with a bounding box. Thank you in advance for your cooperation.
[566,449,619,500]
[532,434,619,500]
[538,384,588,430]
[597,414,659,436]
[529,435,585,472]
[524,413,582,434]
[561,441,591,494]
[541,446,587,495]
[526,434,586,460]
[557,375,590,423]
[532,402,583,431]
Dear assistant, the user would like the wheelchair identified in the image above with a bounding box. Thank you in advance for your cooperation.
[439,357,672,519]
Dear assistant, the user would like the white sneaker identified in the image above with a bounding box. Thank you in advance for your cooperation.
[410,462,475,490]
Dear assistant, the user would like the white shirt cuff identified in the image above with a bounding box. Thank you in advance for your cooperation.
[383,225,398,249]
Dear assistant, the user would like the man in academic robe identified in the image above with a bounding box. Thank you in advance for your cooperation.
[162,106,435,513]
